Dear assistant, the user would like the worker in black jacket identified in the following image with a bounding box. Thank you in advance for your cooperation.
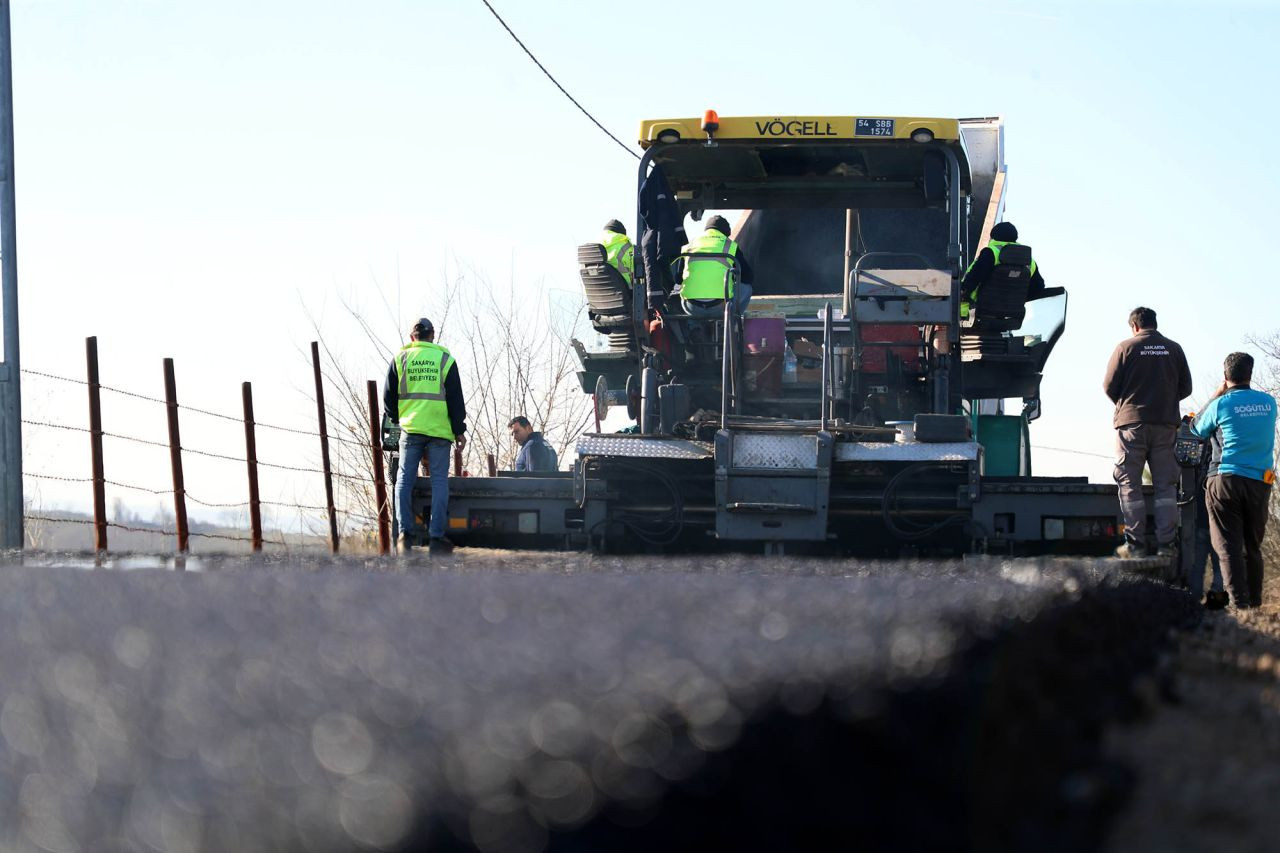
[638,164,688,295]
[1103,306,1193,558]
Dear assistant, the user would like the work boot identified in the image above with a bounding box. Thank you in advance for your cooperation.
[396,533,417,554]
[1154,544,1176,559]
[1113,540,1144,559]
[1204,590,1229,610]
[428,537,455,555]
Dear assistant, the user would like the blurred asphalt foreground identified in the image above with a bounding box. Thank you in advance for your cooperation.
[0,552,1194,853]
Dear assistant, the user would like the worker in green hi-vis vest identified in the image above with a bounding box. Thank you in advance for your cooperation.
[959,221,1046,319]
[674,215,754,319]
[384,317,467,555]
[600,219,635,288]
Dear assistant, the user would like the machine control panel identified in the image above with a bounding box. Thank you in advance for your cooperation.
[1174,419,1205,467]
[381,414,402,452]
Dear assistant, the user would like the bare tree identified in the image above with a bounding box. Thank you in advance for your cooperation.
[445,273,593,472]
[111,497,135,525]
[304,263,593,535]
[23,491,47,550]
[153,500,175,529]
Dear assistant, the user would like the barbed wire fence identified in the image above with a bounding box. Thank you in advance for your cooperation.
[17,328,1145,556]
[19,337,398,555]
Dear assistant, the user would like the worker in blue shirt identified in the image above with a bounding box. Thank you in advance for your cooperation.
[1191,352,1277,609]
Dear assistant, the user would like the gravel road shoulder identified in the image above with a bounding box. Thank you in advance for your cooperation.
[1105,572,1280,851]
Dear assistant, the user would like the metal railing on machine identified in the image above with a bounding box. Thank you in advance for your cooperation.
[20,337,394,556]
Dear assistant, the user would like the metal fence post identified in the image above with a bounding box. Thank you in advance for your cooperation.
[0,2,22,550]
[487,453,496,477]
[86,337,107,552]
[311,341,339,553]
[162,358,189,553]
[365,380,391,554]
[241,381,263,552]
[453,445,462,476]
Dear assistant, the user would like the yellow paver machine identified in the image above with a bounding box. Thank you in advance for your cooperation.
[421,113,1198,565]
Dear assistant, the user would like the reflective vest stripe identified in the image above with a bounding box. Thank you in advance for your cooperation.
[395,343,454,440]
[962,240,1037,277]
[961,240,1036,318]
[601,231,634,286]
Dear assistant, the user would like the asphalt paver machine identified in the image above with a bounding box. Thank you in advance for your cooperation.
[415,113,1197,568]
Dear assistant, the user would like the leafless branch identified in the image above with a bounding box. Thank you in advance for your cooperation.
[301,263,594,533]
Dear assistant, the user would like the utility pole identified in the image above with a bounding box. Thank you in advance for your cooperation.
[0,1,22,549]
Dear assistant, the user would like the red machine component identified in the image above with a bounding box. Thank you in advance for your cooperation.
[859,324,923,373]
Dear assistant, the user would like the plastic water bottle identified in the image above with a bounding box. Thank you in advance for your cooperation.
[782,344,798,384]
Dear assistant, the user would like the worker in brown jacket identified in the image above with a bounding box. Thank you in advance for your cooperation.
[1103,306,1193,558]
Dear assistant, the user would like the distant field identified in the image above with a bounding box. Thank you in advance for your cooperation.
[23,511,370,553]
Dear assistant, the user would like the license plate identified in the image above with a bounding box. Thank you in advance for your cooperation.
[855,118,895,137]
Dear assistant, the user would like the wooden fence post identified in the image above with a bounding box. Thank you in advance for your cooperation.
[366,381,391,554]
[86,337,107,552]
[242,382,263,552]
[162,358,189,553]
[311,341,340,553]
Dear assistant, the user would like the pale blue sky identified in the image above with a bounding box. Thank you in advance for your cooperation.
[10,0,1280,515]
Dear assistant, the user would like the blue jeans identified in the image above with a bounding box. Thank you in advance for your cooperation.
[682,283,753,318]
[398,432,451,541]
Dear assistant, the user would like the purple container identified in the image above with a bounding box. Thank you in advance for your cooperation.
[744,317,786,354]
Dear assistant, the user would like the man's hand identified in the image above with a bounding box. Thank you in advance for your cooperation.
[455,434,467,451]
[1210,380,1229,401]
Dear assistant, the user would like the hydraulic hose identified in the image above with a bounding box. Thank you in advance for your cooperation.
[880,462,971,541]
[602,461,687,546]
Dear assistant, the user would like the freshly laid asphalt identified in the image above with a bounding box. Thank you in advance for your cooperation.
[0,552,1194,852]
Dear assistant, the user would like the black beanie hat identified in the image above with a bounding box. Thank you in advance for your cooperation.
[990,222,1018,242]
[705,215,731,236]
[603,219,626,235]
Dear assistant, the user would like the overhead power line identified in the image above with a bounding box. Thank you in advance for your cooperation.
[1033,445,1114,461]
[477,0,640,161]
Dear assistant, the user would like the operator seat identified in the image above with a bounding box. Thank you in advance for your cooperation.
[577,243,635,351]
[960,242,1037,372]
[962,242,1034,334]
